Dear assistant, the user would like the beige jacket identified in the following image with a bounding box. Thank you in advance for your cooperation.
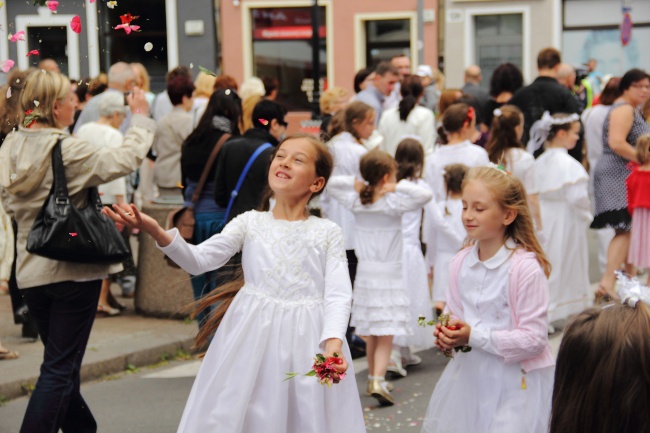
[152,106,193,189]
[0,114,156,289]
[0,199,13,281]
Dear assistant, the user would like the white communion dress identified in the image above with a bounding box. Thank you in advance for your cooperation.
[326,176,433,337]
[532,148,592,322]
[159,210,367,433]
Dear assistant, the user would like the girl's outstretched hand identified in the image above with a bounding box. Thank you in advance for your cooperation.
[102,203,173,247]
[435,318,471,350]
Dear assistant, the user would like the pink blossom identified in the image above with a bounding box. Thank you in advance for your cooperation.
[70,16,81,34]
[1,59,14,73]
[46,1,58,12]
[9,31,25,43]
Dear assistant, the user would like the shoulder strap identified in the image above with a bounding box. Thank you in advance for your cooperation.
[224,142,273,221]
[51,139,70,204]
[191,133,231,204]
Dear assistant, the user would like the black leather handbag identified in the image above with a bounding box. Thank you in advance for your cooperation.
[27,139,130,264]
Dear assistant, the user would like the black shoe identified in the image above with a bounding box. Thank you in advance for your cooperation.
[22,319,39,340]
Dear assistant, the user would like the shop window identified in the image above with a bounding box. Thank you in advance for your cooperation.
[26,26,69,76]
[474,14,523,91]
[97,0,168,91]
[365,19,411,68]
[252,7,326,112]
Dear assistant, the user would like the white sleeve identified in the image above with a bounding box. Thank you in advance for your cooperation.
[385,179,434,215]
[419,109,436,156]
[325,175,359,211]
[565,180,593,222]
[319,224,353,347]
[157,212,248,275]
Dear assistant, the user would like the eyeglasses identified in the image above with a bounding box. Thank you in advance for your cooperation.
[630,83,650,90]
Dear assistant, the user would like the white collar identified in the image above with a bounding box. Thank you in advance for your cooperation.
[466,238,517,270]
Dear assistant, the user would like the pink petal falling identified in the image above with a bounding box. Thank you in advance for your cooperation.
[9,31,25,42]
[46,1,58,12]
[1,59,14,73]
[26,50,40,57]
[70,16,82,34]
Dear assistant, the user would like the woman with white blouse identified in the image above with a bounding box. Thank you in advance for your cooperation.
[378,76,436,157]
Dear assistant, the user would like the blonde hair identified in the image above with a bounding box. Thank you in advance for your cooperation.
[636,134,650,165]
[131,63,151,92]
[463,166,551,277]
[241,94,263,132]
[194,72,217,99]
[320,86,349,114]
[20,70,71,127]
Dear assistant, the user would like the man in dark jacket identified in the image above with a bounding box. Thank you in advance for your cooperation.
[214,99,287,222]
[510,47,581,158]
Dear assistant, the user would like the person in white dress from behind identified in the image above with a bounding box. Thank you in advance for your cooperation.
[378,76,436,157]
[529,112,592,326]
[424,103,490,202]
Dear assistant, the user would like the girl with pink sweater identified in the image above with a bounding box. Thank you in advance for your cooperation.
[421,166,554,433]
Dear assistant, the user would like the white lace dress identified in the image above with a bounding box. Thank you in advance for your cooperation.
[159,211,366,433]
[327,176,433,337]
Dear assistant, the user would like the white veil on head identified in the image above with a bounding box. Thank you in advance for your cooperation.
[526,111,580,154]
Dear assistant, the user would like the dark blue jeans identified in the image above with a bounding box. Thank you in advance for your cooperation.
[20,280,101,433]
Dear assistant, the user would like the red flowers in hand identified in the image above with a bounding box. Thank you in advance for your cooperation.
[285,353,346,387]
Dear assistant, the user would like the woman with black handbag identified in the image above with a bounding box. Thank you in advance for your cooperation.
[0,70,155,433]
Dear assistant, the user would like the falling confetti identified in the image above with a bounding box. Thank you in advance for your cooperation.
[9,31,25,42]
[71,16,82,34]
[69,232,78,237]
[10,173,16,180]
[33,100,40,107]
[144,42,153,51]
[115,13,140,34]
[6,87,10,99]
[46,0,58,13]
[1,59,14,73]
[26,50,40,57]
[107,1,117,9]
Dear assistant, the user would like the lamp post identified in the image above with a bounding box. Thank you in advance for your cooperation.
[311,0,321,117]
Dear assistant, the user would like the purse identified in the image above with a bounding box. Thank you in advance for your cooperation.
[164,133,231,267]
[27,139,130,264]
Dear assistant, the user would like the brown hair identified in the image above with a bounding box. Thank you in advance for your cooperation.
[0,69,32,140]
[344,101,374,141]
[441,103,474,135]
[537,47,562,70]
[20,70,71,127]
[395,138,424,181]
[636,134,650,165]
[438,88,462,117]
[399,75,424,121]
[463,166,551,277]
[599,77,622,106]
[547,112,579,143]
[550,303,650,433]
[88,73,108,96]
[213,74,238,91]
[443,163,468,196]
[193,134,334,349]
[485,105,524,165]
[327,109,346,138]
[359,149,397,205]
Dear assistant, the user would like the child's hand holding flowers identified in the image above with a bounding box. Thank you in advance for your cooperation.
[285,352,348,387]
[420,314,472,358]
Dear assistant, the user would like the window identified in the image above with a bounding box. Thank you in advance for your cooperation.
[26,26,69,75]
[365,19,411,68]
[97,0,168,91]
[474,14,523,91]
[251,7,326,111]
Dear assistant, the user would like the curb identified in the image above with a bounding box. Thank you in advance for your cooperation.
[0,338,195,402]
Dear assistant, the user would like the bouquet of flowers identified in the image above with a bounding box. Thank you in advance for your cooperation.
[418,313,472,358]
[284,353,345,387]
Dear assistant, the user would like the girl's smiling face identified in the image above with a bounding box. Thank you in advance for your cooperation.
[268,138,325,199]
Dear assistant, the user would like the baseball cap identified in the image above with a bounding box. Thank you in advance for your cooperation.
[416,65,433,79]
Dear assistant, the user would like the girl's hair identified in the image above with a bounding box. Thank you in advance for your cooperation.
[547,112,578,143]
[550,303,650,433]
[193,134,334,349]
[443,163,467,196]
[20,70,71,127]
[636,134,650,165]
[485,105,524,164]
[399,75,424,121]
[463,166,551,277]
[440,103,474,136]
[344,101,374,141]
[395,138,424,181]
[327,109,346,138]
[437,88,462,117]
[193,72,217,98]
[359,149,397,205]
[0,69,32,140]
[184,88,242,148]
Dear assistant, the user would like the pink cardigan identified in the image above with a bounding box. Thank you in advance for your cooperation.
[447,247,555,373]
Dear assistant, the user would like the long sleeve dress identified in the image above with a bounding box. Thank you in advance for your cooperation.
[532,148,592,322]
[326,176,433,337]
[158,210,366,433]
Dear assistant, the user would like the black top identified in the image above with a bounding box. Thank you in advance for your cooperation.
[509,76,581,147]
[181,128,229,185]
[214,128,279,222]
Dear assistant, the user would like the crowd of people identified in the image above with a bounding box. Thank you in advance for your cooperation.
[0,46,649,433]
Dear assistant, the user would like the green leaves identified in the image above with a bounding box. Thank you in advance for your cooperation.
[198,66,217,77]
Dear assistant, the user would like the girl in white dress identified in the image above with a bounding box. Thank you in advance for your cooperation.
[428,164,468,314]
[390,138,435,376]
[327,149,433,406]
[422,166,555,433]
[529,112,592,324]
[103,136,366,433]
[424,103,490,202]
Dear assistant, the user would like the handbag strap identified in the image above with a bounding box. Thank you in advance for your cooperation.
[224,142,273,222]
[190,133,231,205]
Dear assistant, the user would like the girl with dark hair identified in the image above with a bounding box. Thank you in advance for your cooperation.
[592,68,650,302]
[327,149,432,406]
[105,135,367,433]
[378,75,436,156]
[483,63,525,128]
[180,88,242,328]
[424,103,489,202]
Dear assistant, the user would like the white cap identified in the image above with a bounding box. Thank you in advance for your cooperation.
[98,91,128,117]
[416,65,433,79]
